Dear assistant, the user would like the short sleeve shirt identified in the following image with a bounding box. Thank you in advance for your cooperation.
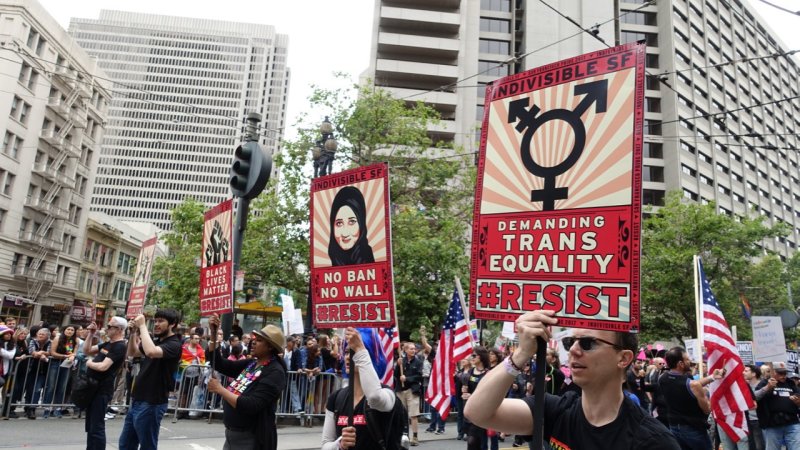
[88,340,127,394]
[132,334,182,404]
[523,391,680,450]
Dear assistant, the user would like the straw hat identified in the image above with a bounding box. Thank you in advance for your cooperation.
[252,324,285,353]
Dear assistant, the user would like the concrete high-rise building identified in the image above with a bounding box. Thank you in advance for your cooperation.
[69,11,290,231]
[0,0,112,326]
[367,0,800,257]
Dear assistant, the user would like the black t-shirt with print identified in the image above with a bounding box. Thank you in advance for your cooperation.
[88,340,127,394]
[132,334,182,404]
[327,388,380,450]
[523,391,680,450]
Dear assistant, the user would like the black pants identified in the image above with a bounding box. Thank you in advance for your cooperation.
[86,391,112,450]
[223,428,257,450]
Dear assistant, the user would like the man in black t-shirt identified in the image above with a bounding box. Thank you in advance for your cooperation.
[83,317,128,450]
[119,309,182,450]
[464,310,680,450]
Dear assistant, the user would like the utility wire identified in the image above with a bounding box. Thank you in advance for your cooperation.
[755,0,800,16]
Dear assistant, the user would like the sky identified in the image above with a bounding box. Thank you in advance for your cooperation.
[36,0,799,142]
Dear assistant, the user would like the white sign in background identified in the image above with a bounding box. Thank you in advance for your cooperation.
[751,316,787,363]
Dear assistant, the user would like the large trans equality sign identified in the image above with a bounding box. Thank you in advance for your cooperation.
[310,163,396,328]
[470,43,645,332]
[199,199,233,316]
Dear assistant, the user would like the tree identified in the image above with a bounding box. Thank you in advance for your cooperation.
[149,198,205,323]
[246,78,475,332]
[639,191,788,342]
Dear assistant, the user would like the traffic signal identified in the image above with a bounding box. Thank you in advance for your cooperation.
[230,141,272,199]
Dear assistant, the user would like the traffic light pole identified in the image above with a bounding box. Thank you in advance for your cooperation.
[225,112,272,339]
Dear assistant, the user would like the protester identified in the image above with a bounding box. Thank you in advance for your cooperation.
[5,327,28,418]
[44,324,78,417]
[743,364,765,450]
[397,341,423,446]
[82,318,127,450]
[321,327,397,450]
[284,337,303,414]
[24,327,51,419]
[464,310,680,449]
[544,348,565,396]
[177,333,206,418]
[454,358,470,441]
[231,319,244,339]
[754,361,800,450]
[659,346,721,450]
[119,309,182,450]
[206,313,287,450]
[461,346,491,450]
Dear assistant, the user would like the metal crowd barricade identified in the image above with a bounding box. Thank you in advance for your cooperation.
[169,366,343,426]
[1,356,76,419]
[171,363,222,423]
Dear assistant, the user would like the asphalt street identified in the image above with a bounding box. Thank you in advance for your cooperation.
[0,413,526,450]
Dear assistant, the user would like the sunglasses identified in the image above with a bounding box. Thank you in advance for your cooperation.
[562,336,622,352]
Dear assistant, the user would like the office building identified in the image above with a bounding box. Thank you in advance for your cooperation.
[366,0,800,257]
[0,0,112,326]
[69,10,290,231]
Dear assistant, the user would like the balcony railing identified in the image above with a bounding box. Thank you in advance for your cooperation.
[18,231,63,251]
[10,264,57,283]
[31,163,76,189]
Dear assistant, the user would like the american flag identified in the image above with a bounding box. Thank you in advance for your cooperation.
[698,257,755,443]
[378,327,400,387]
[425,288,472,420]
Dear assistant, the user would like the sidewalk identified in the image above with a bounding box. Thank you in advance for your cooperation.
[0,414,459,449]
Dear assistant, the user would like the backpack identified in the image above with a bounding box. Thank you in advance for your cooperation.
[333,385,408,450]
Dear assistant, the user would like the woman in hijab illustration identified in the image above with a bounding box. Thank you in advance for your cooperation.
[328,186,375,266]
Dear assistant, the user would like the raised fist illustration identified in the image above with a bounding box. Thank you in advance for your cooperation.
[206,220,228,267]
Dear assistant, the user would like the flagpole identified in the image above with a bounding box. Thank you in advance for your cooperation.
[694,255,705,377]
[455,276,475,347]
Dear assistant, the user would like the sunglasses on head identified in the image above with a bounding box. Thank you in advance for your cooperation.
[562,336,622,352]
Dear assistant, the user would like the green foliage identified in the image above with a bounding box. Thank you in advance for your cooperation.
[149,198,206,323]
[263,76,476,332]
[640,191,789,342]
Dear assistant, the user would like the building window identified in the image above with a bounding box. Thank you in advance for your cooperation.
[479,18,510,33]
[0,169,14,196]
[643,189,665,205]
[643,142,663,158]
[0,208,5,231]
[479,39,510,55]
[480,0,511,12]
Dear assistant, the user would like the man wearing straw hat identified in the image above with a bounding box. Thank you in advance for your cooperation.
[206,314,287,450]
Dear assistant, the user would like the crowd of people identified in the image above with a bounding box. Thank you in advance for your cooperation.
[4,310,800,450]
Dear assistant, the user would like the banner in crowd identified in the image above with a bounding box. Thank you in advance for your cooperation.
[469,42,646,332]
[736,341,754,366]
[309,163,395,328]
[751,316,787,362]
[787,350,798,373]
[199,199,233,316]
[126,235,157,318]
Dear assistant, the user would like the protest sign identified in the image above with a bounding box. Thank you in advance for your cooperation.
[736,341,754,366]
[199,199,233,316]
[310,163,395,328]
[751,316,787,362]
[127,235,157,318]
[470,43,646,332]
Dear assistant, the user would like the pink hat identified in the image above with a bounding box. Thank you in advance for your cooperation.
[0,325,12,336]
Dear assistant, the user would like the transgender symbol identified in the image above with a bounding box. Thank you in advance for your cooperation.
[507,79,608,210]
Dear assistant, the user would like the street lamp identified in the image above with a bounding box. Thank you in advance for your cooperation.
[311,116,338,177]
